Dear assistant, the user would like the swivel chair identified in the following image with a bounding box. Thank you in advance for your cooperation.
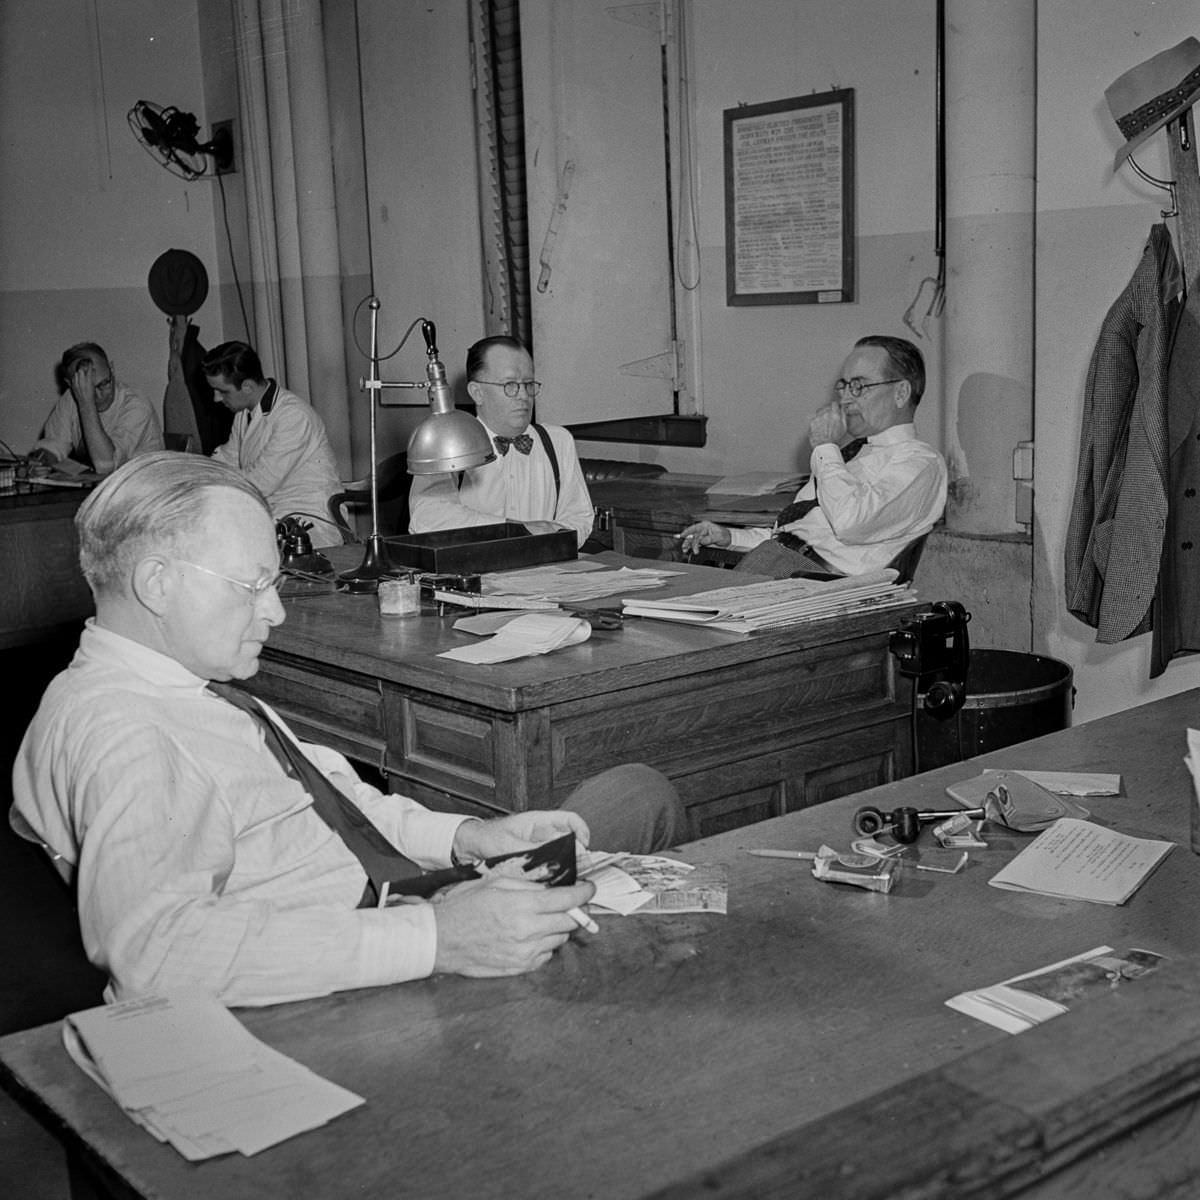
[327,451,412,544]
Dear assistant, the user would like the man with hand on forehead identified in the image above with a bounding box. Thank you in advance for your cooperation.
[11,453,682,1006]
[28,342,163,475]
[408,335,595,547]
[679,335,947,579]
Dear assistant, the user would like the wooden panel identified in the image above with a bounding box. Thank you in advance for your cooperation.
[677,720,906,838]
[242,656,386,769]
[548,637,896,793]
[0,497,93,647]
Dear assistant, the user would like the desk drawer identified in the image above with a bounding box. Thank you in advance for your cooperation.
[548,635,898,794]
[244,655,386,769]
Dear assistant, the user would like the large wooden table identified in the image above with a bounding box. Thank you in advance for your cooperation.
[4,689,1200,1198]
[0,485,93,648]
[247,552,919,838]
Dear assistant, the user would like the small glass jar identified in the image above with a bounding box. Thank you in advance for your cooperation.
[378,572,421,617]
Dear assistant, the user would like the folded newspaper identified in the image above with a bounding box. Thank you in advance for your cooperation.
[621,570,915,633]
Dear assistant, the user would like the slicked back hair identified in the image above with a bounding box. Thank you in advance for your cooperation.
[854,335,926,406]
[76,451,270,595]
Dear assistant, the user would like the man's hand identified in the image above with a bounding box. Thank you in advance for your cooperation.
[432,874,597,976]
[808,403,847,447]
[452,810,589,864]
[677,520,731,557]
[26,447,58,468]
[68,361,101,411]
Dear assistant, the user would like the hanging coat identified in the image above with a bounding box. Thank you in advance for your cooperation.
[1064,224,1180,644]
[1152,267,1200,676]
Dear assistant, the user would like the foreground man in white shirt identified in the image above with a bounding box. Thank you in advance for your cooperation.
[679,336,947,578]
[11,453,682,1006]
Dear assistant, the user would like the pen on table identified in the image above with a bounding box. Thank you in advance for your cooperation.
[567,905,599,933]
[744,849,817,861]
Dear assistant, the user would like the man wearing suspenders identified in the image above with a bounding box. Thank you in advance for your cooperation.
[408,335,595,547]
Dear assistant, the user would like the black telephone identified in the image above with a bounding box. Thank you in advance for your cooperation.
[888,600,970,719]
[276,516,333,576]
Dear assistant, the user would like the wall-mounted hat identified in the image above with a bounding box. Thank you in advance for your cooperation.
[1106,37,1200,170]
[147,248,209,316]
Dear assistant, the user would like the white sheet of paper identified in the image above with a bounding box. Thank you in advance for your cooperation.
[438,613,591,663]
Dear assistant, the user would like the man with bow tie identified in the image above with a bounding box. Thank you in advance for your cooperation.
[679,335,947,579]
[408,336,595,546]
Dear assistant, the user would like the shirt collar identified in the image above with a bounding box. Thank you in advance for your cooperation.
[866,423,917,446]
[77,620,213,694]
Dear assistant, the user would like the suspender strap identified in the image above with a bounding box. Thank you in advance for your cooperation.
[531,423,560,509]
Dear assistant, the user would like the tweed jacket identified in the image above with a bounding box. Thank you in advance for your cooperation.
[1065,224,1180,644]
[1152,269,1200,676]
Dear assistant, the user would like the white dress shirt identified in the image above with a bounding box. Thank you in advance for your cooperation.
[408,420,595,546]
[32,382,163,467]
[211,383,342,548]
[728,424,948,575]
[11,623,470,1007]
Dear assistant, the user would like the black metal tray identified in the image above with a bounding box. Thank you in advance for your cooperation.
[384,523,576,574]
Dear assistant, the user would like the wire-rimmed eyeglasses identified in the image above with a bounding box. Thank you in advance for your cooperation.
[177,560,284,603]
[834,377,901,399]
[476,379,542,399]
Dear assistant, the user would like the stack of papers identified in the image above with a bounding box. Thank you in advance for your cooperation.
[482,563,680,605]
[438,612,592,663]
[704,471,804,497]
[63,994,363,1160]
[988,818,1174,905]
[621,570,915,633]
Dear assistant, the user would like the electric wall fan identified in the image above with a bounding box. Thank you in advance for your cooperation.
[127,100,233,180]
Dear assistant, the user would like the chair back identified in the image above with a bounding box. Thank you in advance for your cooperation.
[328,452,412,543]
[788,532,930,585]
[887,532,928,584]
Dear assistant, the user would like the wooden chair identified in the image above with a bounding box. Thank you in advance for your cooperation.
[327,452,412,544]
[790,532,929,586]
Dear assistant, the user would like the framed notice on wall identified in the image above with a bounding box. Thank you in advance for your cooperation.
[724,89,855,306]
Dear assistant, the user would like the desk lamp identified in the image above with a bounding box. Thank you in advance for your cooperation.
[339,297,495,593]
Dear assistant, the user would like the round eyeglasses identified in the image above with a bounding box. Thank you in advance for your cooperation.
[476,379,542,399]
[834,378,901,399]
[177,560,284,603]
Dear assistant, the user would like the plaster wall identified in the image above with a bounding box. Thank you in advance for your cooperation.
[0,0,221,456]
[1035,0,1200,721]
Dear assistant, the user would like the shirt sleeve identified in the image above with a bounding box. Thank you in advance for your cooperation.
[105,385,164,466]
[31,394,79,460]
[42,713,447,1007]
[806,443,945,546]
[408,470,499,532]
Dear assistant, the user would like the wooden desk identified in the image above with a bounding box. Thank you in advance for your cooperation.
[4,689,1200,1199]
[0,486,93,648]
[247,552,918,838]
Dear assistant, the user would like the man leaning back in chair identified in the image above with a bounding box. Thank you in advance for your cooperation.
[679,335,947,580]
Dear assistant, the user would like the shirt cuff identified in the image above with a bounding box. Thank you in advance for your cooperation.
[810,443,843,471]
[355,900,440,985]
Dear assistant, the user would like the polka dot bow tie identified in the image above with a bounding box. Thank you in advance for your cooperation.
[494,433,534,455]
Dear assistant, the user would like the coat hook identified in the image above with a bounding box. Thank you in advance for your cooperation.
[1125,153,1179,219]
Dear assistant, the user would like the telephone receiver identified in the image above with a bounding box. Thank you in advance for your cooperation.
[889,600,970,720]
[276,516,333,576]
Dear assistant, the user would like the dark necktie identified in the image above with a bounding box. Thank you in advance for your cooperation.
[209,683,462,904]
[494,432,534,456]
[774,438,868,541]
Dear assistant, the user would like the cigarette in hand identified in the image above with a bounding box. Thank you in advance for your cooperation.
[567,905,599,934]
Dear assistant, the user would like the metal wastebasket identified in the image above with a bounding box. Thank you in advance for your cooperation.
[916,649,1075,771]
